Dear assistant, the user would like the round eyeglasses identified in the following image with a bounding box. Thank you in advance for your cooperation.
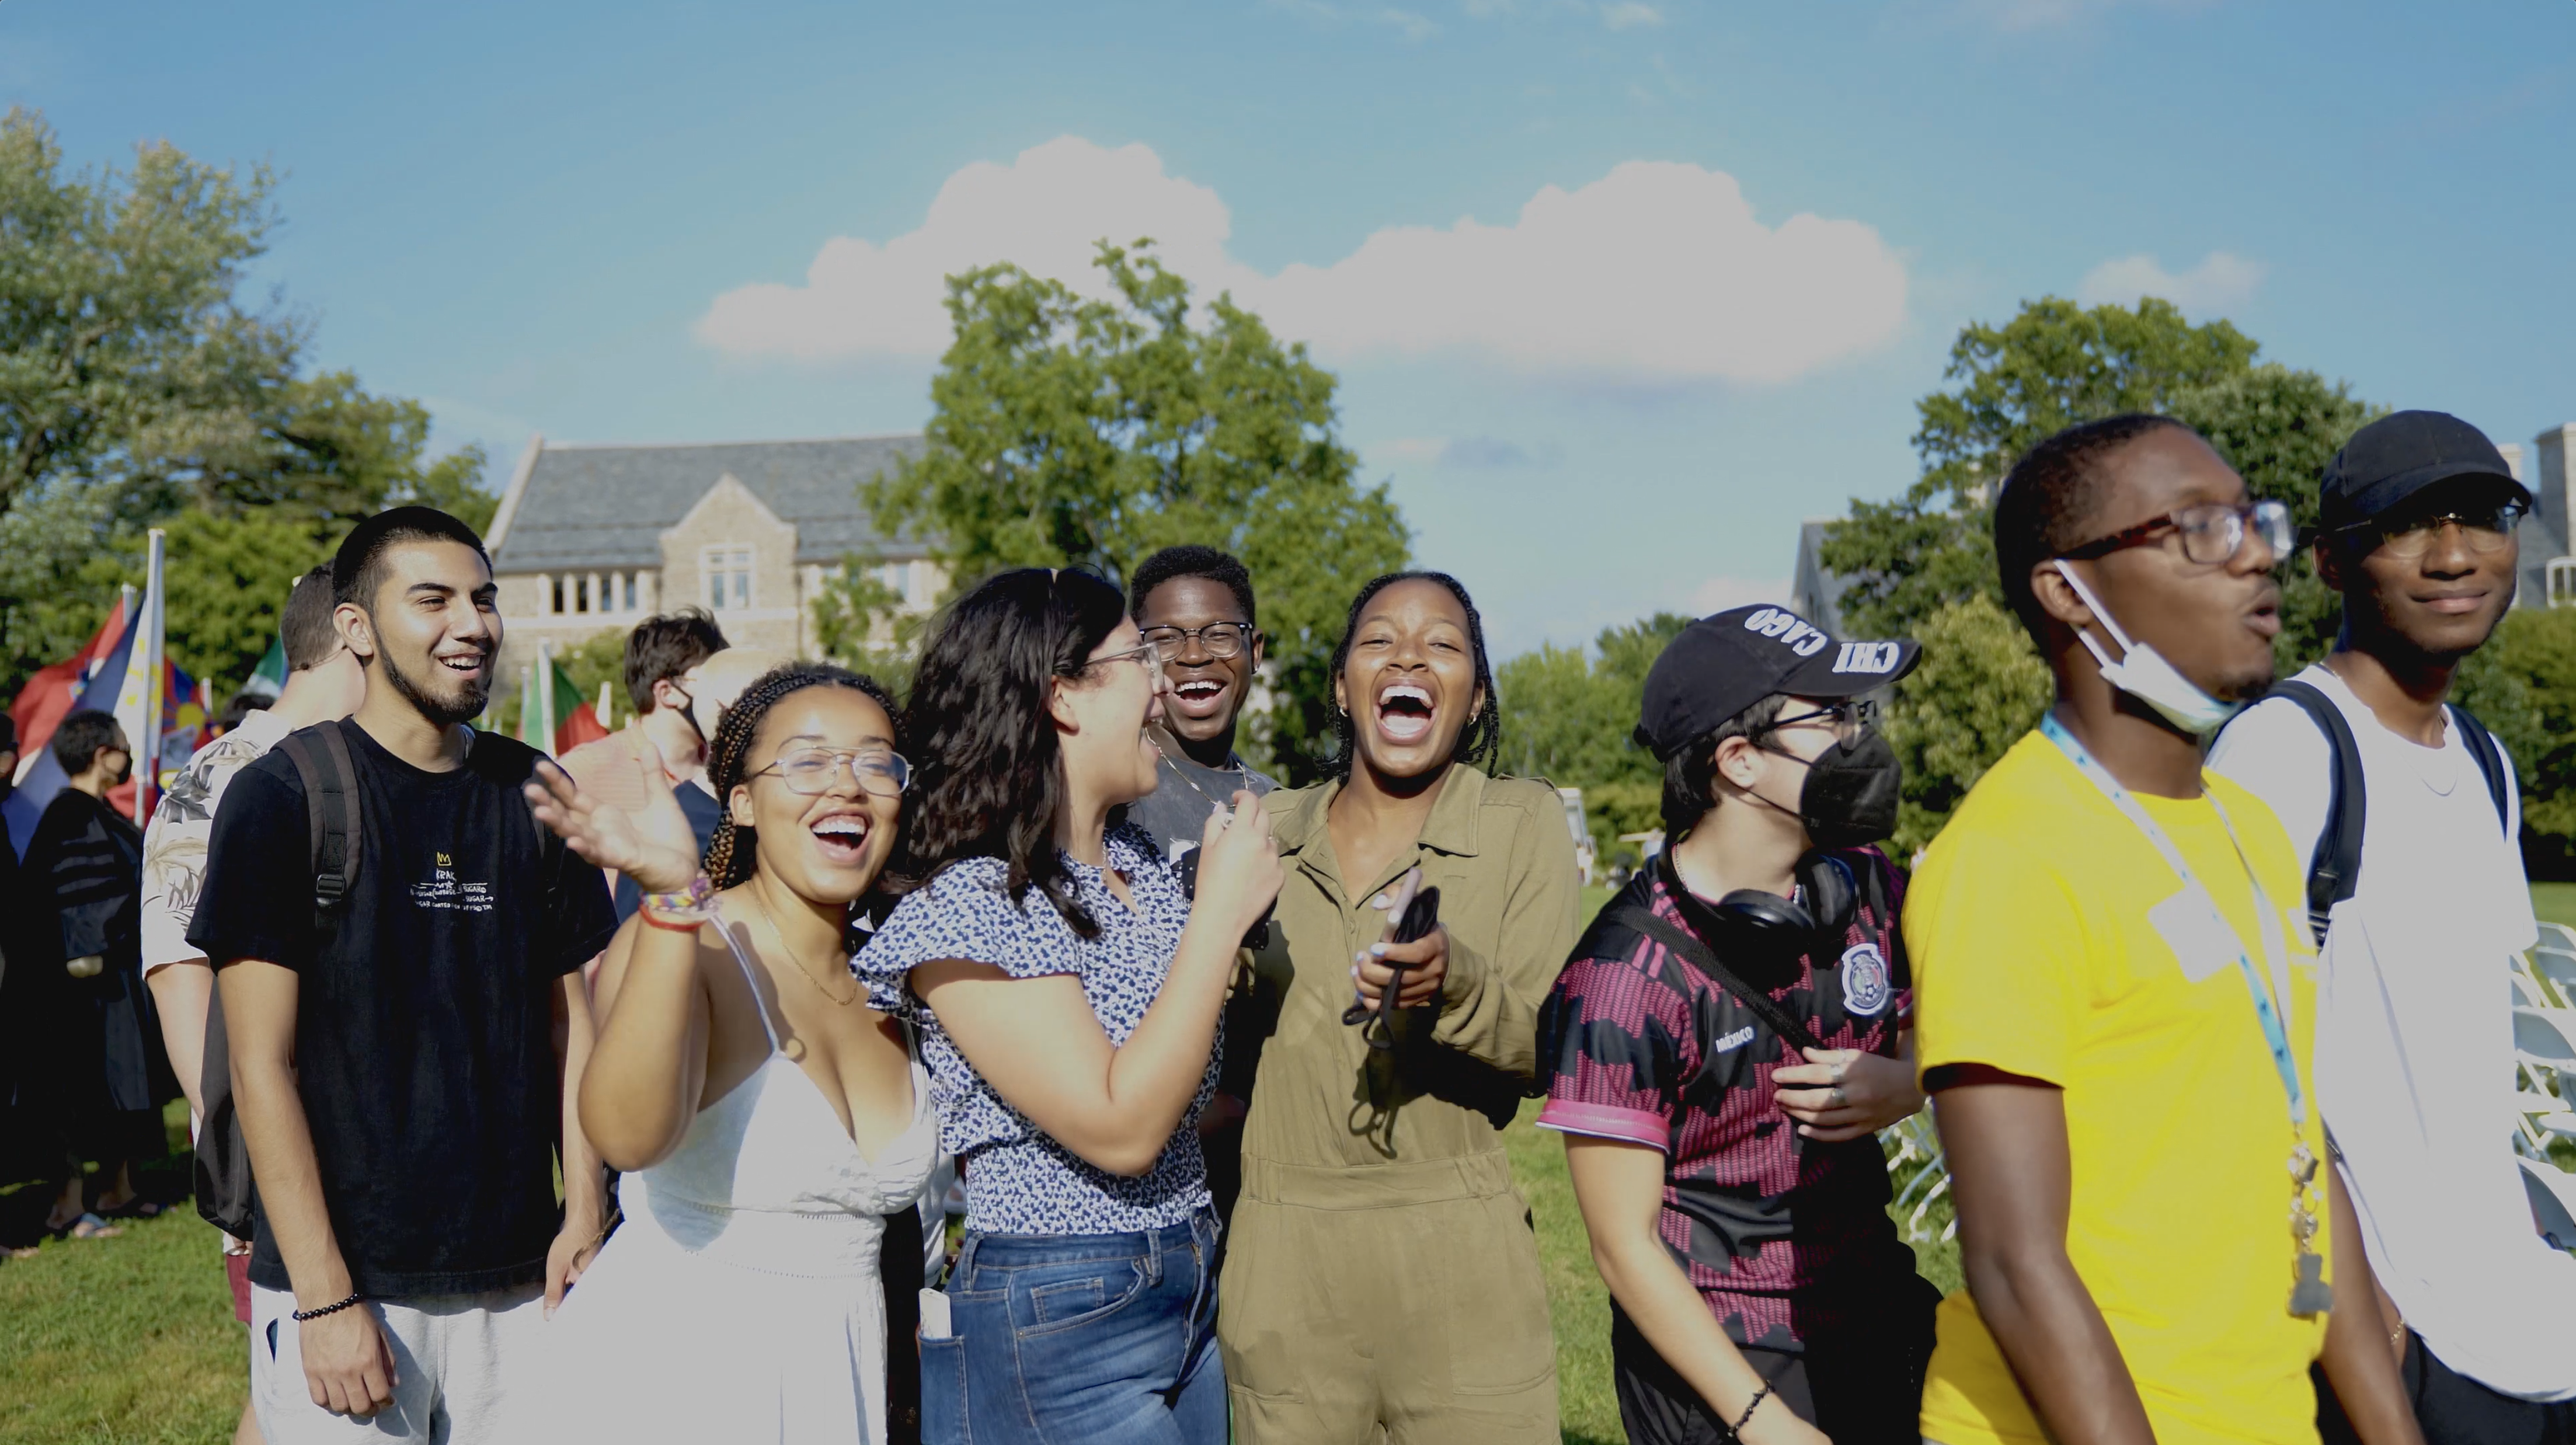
[2058,499,2293,569]
[2345,502,2525,561]
[749,745,911,797]
[1137,622,1255,660]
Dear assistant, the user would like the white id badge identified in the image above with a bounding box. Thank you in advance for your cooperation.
[919,1288,952,1339]
[2148,885,2240,982]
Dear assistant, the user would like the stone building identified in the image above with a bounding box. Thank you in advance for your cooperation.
[485,434,941,685]
[2502,426,2576,609]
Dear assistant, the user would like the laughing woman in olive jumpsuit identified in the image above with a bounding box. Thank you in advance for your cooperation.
[1217,571,1579,1445]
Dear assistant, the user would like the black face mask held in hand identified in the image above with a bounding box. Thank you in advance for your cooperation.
[1782,727,1900,849]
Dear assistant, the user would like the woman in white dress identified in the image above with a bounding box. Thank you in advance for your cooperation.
[512,662,938,1444]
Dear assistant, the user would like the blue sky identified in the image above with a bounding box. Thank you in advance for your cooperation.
[6,1,2570,656]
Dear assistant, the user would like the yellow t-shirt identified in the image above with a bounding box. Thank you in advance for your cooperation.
[1909,731,2330,1445]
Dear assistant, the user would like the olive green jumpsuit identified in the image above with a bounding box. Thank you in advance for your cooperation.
[1217,764,1581,1443]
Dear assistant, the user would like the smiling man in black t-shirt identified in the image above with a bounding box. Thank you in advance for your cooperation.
[191,507,616,1443]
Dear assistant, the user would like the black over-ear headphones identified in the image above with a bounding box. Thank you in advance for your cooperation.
[1663,851,1857,981]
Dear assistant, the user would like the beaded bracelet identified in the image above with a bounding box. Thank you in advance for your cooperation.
[292,1292,365,1322]
[1728,1380,1773,1439]
[639,872,717,923]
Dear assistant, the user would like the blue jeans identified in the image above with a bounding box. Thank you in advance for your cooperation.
[923,1211,1226,1445]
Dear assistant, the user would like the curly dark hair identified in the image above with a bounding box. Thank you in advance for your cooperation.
[890,566,1132,938]
[1326,569,1502,780]
[700,662,900,891]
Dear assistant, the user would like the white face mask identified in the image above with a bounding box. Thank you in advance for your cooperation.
[2051,560,2244,736]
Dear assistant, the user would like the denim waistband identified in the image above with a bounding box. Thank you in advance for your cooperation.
[954,1208,1219,1276]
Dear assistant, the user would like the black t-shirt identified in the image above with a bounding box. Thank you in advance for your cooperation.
[189,720,617,1297]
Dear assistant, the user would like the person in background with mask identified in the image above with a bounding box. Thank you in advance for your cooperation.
[23,708,171,1239]
[1217,571,1579,1445]
[1909,415,2421,1445]
[1539,604,1937,1445]
[138,566,368,1445]
[2211,412,2576,1442]
[555,609,729,922]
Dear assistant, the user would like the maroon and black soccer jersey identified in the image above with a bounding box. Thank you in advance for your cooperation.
[1537,848,1918,1352]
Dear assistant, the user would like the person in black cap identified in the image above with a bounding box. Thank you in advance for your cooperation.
[1537,602,1937,1445]
[2212,411,2576,1441]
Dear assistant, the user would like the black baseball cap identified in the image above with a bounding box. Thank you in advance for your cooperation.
[1634,604,1920,761]
[2319,411,2528,532]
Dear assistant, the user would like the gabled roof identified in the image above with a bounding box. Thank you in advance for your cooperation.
[487,434,930,573]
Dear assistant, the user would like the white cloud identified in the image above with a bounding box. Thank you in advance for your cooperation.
[700,137,1909,385]
[1600,2,1662,29]
[1371,435,1551,467]
[2076,249,2266,316]
[1684,576,1791,616]
[1377,7,1439,38]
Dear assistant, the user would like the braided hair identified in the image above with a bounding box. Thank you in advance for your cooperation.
[700,662,900,890]
[1325,570,1502,780]
[887,566,1130,938]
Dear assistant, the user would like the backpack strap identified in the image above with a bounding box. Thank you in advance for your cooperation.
[277,722,362,930]
[2262,680,2365,945]
[2445,703,2513,837]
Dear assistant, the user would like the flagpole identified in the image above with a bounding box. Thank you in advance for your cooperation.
[538,639,556,757]
[134,531,166,825]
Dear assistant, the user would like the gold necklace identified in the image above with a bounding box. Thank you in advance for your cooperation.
[749,890,860,1008]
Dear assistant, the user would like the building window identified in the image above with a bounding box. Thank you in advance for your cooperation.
[619,573,636,611]
[550,574,566,615]
[2550,558,2576,608]
[704,546,754,611]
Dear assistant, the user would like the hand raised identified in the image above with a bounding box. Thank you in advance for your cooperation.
[522,757,701,894]
[1192,791,1283,938]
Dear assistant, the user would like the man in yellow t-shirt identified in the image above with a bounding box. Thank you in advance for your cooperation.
[1909,415,2421,1445]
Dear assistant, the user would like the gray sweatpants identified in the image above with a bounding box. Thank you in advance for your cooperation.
[249,1282,545,1443]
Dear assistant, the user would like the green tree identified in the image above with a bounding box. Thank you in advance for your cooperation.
[0,109,492,698]
[861,242,1409,779]
[1497,611,1689,865]
[2456,607,2576,878]
[1822,297,2383,844]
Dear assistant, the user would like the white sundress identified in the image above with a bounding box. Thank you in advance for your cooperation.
[507,924,941,1444]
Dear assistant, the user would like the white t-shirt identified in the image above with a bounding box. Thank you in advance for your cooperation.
[140,708,296,974]
[2211,663,2576,1400]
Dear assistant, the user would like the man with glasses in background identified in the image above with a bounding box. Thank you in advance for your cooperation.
[1120,545,1279,1238]
[2211,412,2576,1443]
[1123,545,1278,861]
[1909,416,2421,1445]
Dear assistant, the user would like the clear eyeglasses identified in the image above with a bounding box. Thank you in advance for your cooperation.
[750,746,911,797]
[1137,622,1254,660]
[2351,502,2526,560]
[2059,499,2295,568]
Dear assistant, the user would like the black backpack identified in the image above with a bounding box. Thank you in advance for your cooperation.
[194,721,364,1240]
[2257,680,2512,945]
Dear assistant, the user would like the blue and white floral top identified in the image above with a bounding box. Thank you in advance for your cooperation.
[853,821,1214,1235]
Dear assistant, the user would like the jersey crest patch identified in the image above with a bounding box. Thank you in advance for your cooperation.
[1840,942,1892,1017]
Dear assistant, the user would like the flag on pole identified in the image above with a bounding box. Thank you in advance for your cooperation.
[241,634,288,702]
[5,592,144,859]
[8,590,133,776]
[111,529,169,823]
[525,648,609,757]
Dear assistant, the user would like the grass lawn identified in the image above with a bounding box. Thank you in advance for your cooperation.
[2531,882,2576,932]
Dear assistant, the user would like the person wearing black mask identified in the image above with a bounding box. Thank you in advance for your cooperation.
[1537,604,1937,1445]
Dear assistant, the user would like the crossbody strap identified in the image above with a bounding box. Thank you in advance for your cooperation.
[1609,901,1827,1056]
[2445,702,2513,835]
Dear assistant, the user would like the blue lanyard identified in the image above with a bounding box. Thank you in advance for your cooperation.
[2038,713,2305,1128]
